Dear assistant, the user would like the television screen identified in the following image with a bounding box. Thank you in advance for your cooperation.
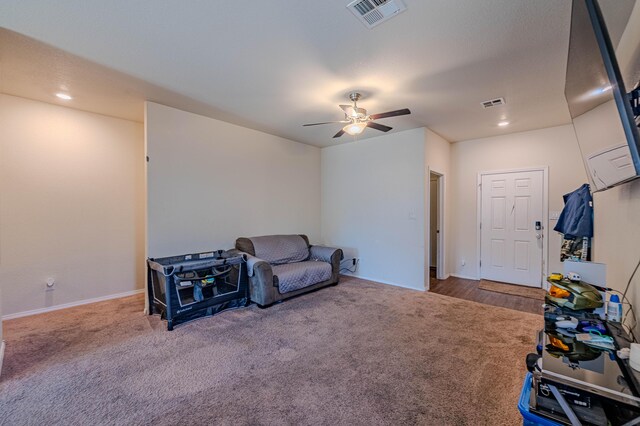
[565,0,640,192]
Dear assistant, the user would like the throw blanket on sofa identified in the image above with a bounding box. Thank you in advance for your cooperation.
[250,235,309,265]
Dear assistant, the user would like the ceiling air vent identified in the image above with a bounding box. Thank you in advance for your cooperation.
[481,98,505,109]
[347,0,406,29]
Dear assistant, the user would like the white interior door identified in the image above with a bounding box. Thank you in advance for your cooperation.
[480,170,544,287]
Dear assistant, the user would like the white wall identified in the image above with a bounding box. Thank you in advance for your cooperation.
[450,125,588,280]
[321,128,426,290]
[0,94,145,317]
[146,102,321,258]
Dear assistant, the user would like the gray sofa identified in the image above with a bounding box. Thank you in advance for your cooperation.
[234,234,343,307]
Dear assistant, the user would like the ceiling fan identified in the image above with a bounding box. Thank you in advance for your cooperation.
[303,92,411,138]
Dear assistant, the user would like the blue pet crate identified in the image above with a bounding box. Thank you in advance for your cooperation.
[518,373,562,426]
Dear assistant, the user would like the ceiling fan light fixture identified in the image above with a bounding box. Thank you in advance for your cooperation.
[302,92,410,139]
[343,122,367,135]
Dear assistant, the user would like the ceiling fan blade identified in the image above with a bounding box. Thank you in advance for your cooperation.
[369,108,411,120]
[339,104,356,117]
[333,129,345,138]
[302,121,350,127]
[367,121,392,132]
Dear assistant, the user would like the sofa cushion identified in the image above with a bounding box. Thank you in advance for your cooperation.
[272,261,332,294]
[250,235,309,265]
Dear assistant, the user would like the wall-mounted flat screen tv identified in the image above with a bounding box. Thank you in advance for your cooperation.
[565,0,640,192]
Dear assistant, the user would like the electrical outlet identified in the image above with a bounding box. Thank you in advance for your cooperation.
[46,277,55,291]
[461,258,466,267]
[352,258,357,266]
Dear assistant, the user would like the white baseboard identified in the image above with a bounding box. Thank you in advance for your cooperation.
[341,272,426,292]
[450,273,480,281]
[2,289,145,321]
[0,340,5,378]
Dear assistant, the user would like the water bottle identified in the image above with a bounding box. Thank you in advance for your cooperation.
[607,294,623,322]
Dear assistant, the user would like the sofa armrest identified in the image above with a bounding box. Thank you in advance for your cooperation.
[231,251,278,306]
[245,254,271,278]
[309,245,343,263]
[227,249,268,278]
[310,246,343,280]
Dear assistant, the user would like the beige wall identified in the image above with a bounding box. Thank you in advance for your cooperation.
[594,2,640,335]
[146,102,321,258]
[450,124,588,280]
[0,283,3,360]
[0,94,145,317]
[450,112,640,334]
[321,128,426,290]
[592,182,640,310]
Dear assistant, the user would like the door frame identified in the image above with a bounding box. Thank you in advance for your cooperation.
[476,166,549,285]
[426,167,446,288]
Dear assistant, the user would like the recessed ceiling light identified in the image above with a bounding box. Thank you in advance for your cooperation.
[56,93,72,100]
[498,121,510,127]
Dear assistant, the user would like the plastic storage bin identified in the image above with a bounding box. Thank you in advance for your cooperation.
[519,373,562,426]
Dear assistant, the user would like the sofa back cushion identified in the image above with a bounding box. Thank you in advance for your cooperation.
[235,237,256,256]
[248,234,309,265]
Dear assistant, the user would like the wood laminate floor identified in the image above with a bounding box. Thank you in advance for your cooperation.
[429,271,543,315]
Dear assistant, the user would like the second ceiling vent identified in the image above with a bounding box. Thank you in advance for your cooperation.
[347,0,406,29]
[481,98,506,109]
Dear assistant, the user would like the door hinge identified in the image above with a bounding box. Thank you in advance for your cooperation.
[480,222,482,230]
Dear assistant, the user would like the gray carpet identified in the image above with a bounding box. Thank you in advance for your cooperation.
[0,276,541,425]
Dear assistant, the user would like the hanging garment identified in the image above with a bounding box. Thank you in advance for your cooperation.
[554,183,594,238]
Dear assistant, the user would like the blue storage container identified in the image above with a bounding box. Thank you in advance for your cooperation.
[518,373,562,426]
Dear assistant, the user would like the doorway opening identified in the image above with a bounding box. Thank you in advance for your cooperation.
[427,170,445,288]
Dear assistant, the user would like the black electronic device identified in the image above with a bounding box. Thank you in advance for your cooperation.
[537,381,593,409]
[534,390,607,425]
[565,0,640,191]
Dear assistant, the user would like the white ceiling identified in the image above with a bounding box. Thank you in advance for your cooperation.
[0,1,630,147]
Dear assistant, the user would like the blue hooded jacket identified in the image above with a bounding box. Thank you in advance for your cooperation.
[553,183,593,238]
